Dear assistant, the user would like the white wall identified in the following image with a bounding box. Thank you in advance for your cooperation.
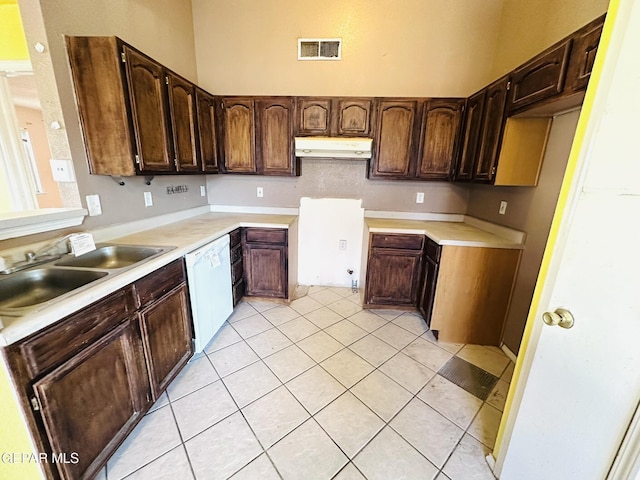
[297,197,364,287]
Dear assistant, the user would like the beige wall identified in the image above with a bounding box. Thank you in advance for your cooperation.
[14,105,62,209]
[192,0,504,97]
[491,0,609,78]
[467,110,580,353]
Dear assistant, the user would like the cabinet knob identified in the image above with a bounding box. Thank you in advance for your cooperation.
[542,308,575,329]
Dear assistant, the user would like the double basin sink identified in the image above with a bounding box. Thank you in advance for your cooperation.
[0,244,174,317]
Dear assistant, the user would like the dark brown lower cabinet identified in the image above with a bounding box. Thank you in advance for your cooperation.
[230,228,245,306]
[139,284,192,398]
[33,318,149,480]
[3,259,193,480]
[418,239,442,328]
[364,234,424,307]
[242,228,288,299]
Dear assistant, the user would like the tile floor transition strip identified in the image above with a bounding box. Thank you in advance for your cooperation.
[437,356,499,401]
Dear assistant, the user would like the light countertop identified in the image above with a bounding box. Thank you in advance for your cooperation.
[365,217,525,249]
[0,213,297,346]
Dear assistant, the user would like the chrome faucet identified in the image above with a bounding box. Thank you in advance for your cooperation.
[0,235,75,275]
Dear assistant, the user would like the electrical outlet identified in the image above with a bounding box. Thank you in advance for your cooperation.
[144,191,153,207]
[499,201,508,215]
[339,240,347,250]
[257,187,264,198]
[416,192,424,204]
[200,185,206,197]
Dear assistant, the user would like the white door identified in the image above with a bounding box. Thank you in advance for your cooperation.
[496,1,640,479]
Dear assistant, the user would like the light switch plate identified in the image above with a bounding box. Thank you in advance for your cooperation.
[85,194,102,216]
[416,192,425,204]
[257,187,264,198]
[499,201,508,215]
[200,186,206,197]
[144,191,153,207]
[50,159,76,182]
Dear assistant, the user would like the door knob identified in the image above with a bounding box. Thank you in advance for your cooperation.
[542,308,575,329]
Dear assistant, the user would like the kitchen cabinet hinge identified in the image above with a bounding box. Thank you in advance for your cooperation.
[174,158,178,168]
[120,51,126,64]
[135,154,140,165]
[506,80,512,90]
[30,396,40,411]
[491,166,497,175]
[165,76,169,85]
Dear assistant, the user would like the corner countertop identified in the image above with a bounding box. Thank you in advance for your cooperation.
[0,213,297,346]
[365,217,525,249]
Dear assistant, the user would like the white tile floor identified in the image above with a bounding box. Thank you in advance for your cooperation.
[100,286,514,480]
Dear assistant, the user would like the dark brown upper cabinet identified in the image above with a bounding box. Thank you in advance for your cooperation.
[456,90,485,182]
[123,46,175,174]
[296,97,332,135]
[475,76,510,182]
[166,72,200,172]
[220,96,298,176]
[295,97,373,137]
[256,97,298,176]
[220,97,257,173]
[565,14,606,93]
[335,98,373,137]
[370,99,419,179]
[195,89,219,173]
[454,77,510,184]
[67,36,214,176]
[417,99,465,180]
[507,41,571,113]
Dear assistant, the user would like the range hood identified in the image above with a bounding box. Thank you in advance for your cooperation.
[294,137,372,159]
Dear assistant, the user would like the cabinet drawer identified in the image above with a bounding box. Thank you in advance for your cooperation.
[244,228,287,245]
[229,228,241,247]
[231,259,244,284]
[135,259,185,308]
[231,244,243,263]
[425,238,442,263]
[17,287,136,378]
[371,233,424,251]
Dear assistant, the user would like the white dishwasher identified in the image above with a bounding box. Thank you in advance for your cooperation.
[184,234,233,353]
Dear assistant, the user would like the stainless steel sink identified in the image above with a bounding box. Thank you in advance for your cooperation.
[55,245,168,269]
[0,268,108,311]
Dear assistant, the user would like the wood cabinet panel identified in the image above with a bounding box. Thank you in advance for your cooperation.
[507,41,571,112]
[18,287,136,378]
[139,284,192,398]
[565,14,605,93]
[135,259,186,308]
[167,72,200,172]
[371,100,418,178]
[243,244,287,298]
[296,98,332,135]
[123,46,174,173]
[336,98,373,136]
[66,36,136,176]
[365,248,423,306]
[221,97,256,173]
[430,246,520,345]
[256,98,296,175]
[418,99,464,180]
[475,77,509,182]
[456,90,485,181]
[33,318,150,480]
[245,228,288,244]
[196,89,219,173]
[242,228,288,299]
[371,233,424,250]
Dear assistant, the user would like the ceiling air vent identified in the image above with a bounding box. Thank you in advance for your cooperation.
[298,38,342,61]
